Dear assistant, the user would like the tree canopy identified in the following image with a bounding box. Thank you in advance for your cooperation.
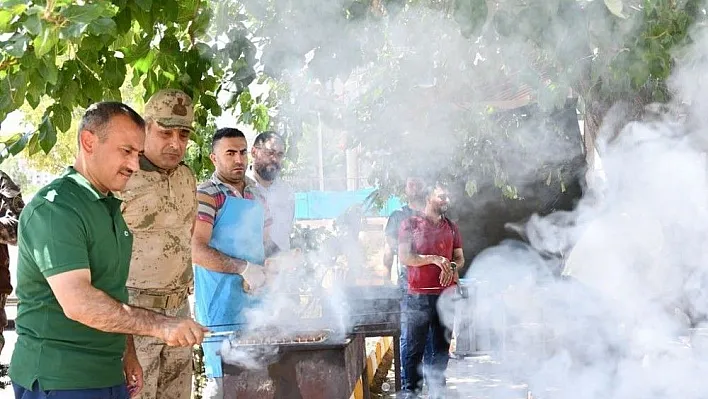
[0,0,268,173]
[0,0,705,198]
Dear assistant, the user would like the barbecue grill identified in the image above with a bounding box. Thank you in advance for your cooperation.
[217,331,364,399]
[210,284,404,398]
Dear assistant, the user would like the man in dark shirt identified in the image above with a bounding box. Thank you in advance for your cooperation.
[398,182,464,397]
[383,176,425,284]
[0,170,23,354]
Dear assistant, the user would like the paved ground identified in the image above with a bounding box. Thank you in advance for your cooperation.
[370,354,530,399]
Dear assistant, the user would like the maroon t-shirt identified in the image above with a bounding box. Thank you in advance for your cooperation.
[398,215,462,295]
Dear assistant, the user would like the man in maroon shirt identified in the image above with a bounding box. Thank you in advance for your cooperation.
[398,182,464,396]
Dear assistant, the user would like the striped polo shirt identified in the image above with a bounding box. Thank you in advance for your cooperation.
[196,173,272,229]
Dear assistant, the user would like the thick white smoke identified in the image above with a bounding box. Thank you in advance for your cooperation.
[442,22,708,399]
[214,2,708,397]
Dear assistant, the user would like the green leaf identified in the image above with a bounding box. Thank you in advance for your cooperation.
[133,50,156,73]
[131,69,143,87]
[61,3,114,24]
[103,86,122,101]
[201,94,220,117]
[22,13,41,36]
[87,17,117,36]
[8,72,26,108]
[26,90,42,108]
[200,75,218,92]
[38,116,57,154]
[26,70,44,108]
[0,10,13,32]
[0,80,11,112]
[159,33,180,54]
[464,180,478,196]
[130,1,154,29]
[79,69,102,105]
[161,0,179,23]
[61,21,88,39]
[1,0,28,12]
[144,70,159,97]
[59,79,79,106]
[3,33,29,58]
[604,0,626,19]
[134,0,152,12]
[114,6,132,35]
[177,0,199,22]
[191,8,211,37]
[49,105,72,132]
[103,56,126,89]
[33,26,59,57]
[38,56,58,85]
[5,132,28,156]
[123,34,151,63]
[25,132,41,156]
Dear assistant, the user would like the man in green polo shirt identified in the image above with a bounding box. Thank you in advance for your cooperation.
[9,102,209,399]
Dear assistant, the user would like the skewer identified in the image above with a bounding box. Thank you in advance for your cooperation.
[205,331,236,338]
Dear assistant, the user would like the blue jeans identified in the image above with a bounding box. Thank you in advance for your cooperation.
[401,293,451,393]
[398,268,434,388]
[13,381,129,399]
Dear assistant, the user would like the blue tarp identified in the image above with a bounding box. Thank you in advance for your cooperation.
[294,188,404,220]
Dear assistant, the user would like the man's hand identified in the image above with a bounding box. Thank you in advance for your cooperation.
[432,256,454,287]
[123,350,143,398]
[241,263,266,293]
[158,318,209,347]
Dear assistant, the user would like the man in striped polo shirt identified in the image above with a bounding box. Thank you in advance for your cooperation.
[191,127,274,399]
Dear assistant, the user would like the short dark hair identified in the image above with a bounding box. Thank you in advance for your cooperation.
[78,102,145,145]
[212,127,246,152]
[253,131,284,149]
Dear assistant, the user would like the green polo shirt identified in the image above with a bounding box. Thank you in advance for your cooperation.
[9,167,133,390]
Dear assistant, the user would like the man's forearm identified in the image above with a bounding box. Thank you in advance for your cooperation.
[124,335,136,358]
[193,243,248,274]
[400,253,440,267]
[453,256,465,277]
[67,286,169,337]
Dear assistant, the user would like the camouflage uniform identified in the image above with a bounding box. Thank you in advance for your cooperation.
[0,170,23,354]
[119,89,197,399]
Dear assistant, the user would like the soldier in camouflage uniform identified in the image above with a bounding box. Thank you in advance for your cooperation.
[119,89,198,399]
[0,170,23,354]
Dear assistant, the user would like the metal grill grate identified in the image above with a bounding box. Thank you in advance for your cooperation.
[228,330,330,346]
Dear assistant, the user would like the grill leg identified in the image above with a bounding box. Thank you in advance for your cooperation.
[361,355,372,399]
[268,356,303,399]
[393,333,402,392]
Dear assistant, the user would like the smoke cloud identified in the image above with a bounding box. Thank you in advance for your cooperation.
[443,19,708,399]
[213,1,708,398]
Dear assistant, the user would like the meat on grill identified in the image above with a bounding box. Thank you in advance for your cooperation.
[228,329,330,346]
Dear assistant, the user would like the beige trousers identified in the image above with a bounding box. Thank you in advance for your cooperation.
[132,301,193,399]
